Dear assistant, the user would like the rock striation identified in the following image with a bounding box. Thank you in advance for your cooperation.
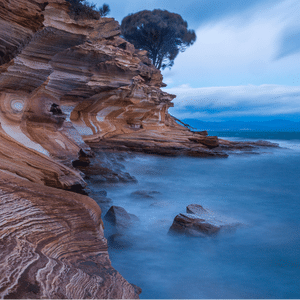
[0,171,139,298]
[0,0,277,298]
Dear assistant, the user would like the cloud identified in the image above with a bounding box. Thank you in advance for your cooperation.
[162,0,300,88]
[276,26,300,59]
[164,84,300,120]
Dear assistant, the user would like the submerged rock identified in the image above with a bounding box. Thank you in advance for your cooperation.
[107,233,133,249]
[131,284,142,296]
[104,205,139,229]
[98,190,108,197]
[150,201,171,208]
[169,204,240,237]
[131,190,161,199]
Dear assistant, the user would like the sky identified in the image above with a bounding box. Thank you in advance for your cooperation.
[93,0,300,122]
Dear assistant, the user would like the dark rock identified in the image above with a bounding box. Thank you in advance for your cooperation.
[192,130,208,136]
[150,201,171,208]
[129,213,140,222]
[131,190,160,199]
[189,136,219,149]
[169,213,220,237]
[50,103,63,115]
[131,284,142,295]
[107,233,133,249]
[98,190,107,197]
[118,172,137,183]
[94,196,112,204]
[253,140,279,147]
[104,205,138,229]
[72,149,91,168]
[68,183,88,195]
[72,159,90,167]
[186,204,207,214]
[169,204,240,237]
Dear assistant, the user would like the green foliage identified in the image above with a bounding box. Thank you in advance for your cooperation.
[66,0,110,20]
[121,9,196,70]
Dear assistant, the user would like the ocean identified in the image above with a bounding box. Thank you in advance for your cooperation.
[87,131,300,299]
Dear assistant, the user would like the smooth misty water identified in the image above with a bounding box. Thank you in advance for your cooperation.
[89,134,300,299]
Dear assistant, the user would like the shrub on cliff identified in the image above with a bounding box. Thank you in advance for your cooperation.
[121,9,196,70]
[66,0,110,20]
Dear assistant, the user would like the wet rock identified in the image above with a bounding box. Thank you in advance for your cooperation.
[169,213,220,237]
[78,152,137,184]
[98,190,107,197]
[129,213,140,222]
[150,201,171,208]
[192,130,208,136]
[131,284,142,296]
[186,204,207,214]
[72,149,92,168]
[219,139,279,152]
[169,204,240,237]
[104,205,139,229]
[189,136,219,149]
[131,190,161,199]
[107,233,133,249]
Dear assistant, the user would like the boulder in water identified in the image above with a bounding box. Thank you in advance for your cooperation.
[186,204,207,214]
[169,213,220,237]
[131,190,161,199]
[169,204,240,237]
[104,205,139,229]
[107,233,133,249]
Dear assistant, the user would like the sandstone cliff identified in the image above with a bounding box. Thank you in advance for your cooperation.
[0,171,139,299]
[0,0,276,298]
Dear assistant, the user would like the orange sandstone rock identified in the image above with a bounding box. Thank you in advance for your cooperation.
[0,171,140,298]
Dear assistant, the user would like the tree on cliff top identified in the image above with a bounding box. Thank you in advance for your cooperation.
[66,0,110,20]
[121,9,196,70]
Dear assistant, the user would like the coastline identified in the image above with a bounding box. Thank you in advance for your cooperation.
[0,0,291,298]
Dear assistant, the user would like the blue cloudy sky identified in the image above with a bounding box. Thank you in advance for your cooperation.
[94,0,300,122]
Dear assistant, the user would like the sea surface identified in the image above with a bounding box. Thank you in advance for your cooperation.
[88,131,300,299]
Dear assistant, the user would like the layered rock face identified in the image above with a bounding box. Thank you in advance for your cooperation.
[0,0,276,177]
[0,172,139,299]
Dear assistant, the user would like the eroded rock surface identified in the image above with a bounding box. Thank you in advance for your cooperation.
[0,0,276,172]
[0,172,139,299]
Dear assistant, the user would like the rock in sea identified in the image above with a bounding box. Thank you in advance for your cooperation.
[104,205,139,230]
[131,190,161,199]
[169,204,240,237]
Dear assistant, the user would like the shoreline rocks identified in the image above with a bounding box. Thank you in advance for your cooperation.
[104,205,139,230]
[169,204,240,237]
[131,190,161,199]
